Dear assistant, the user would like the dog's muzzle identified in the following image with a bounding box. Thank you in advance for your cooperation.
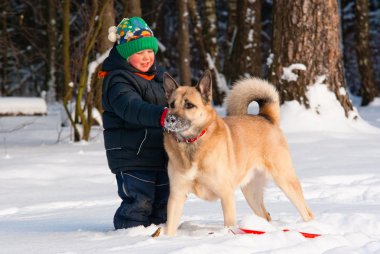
[164,114,191,132]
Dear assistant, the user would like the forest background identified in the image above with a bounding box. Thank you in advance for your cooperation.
[0,0,379,141]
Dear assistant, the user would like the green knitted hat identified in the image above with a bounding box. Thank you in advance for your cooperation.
[108,17,158,60]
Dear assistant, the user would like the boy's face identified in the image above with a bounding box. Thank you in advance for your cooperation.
[128,49,155,72]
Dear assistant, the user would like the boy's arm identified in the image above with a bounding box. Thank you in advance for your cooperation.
[107,82,167,128]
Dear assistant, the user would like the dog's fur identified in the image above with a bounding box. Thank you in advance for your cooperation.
[163,71,314,236]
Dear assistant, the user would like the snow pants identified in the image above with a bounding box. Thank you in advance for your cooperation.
[113,170,169,230]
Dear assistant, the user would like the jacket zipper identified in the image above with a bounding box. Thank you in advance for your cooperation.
[136,129,147,155]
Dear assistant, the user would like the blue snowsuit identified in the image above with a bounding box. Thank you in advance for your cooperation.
[101,47,169,229]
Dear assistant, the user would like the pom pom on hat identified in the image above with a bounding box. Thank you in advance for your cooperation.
[113,17,158,60]
[108,26,117,42]
[108,26,117,34]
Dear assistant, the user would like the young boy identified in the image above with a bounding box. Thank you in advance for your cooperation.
[101,17,169,229]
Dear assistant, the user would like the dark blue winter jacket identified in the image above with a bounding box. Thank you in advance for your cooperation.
[101,47,168,173]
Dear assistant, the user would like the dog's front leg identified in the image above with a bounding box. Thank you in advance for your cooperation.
[165,191,187,236]
[221,191,237,227]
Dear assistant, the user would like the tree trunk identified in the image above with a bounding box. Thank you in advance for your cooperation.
[62,0,80,141]
[1,5,9,96]
[203,0,218,63]
[62,0,72,103]
[122,0,142,18]
[227,0,262,83]
[341,0,360,96]
[187,0,224,104]
[355,0,378,106]
[223,0,237,83]
[99,0,115,53]
[46,0,57,102]
[76,0,108,141]
[269,0,354,117]
[188,0,207,70]
[146,1,165,62]
[95,0,115,114]
[177,0,192,85]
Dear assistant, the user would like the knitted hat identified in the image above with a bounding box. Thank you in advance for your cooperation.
[108,17,158,60]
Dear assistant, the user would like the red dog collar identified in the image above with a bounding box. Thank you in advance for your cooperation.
[177,129,207,143]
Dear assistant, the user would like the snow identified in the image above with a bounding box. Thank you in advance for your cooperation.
[281,83,379,133]
[206,53,229,94]
[281,63,307,82]
[1,94,380,253]
[0,97,47,116]
[87,49,111,91]
[266,52,274,67]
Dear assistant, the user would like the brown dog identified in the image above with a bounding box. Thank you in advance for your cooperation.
[162,70,314,236]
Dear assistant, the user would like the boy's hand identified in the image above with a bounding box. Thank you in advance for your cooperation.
[160,108,168,127]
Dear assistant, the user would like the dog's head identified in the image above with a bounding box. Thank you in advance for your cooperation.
[163,70,214,136]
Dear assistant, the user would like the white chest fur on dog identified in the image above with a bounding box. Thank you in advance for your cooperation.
[183,163,198,180]
[180,163,220,201]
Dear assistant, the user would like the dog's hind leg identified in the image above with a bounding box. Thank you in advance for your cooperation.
[240,170,271,221]
[273,174,314,221]
[269,152,314,222]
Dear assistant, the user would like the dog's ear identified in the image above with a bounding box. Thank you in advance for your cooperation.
[196,70,213,104]
[163,73,179,99]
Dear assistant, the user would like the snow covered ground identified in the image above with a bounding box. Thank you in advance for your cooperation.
[0,94,380,253]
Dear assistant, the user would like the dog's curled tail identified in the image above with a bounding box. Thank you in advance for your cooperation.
[226,77,280,126]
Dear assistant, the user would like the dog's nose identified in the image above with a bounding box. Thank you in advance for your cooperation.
[166,115,177,124]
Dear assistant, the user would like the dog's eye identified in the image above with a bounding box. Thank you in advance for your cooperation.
[184,102,195,109]
[169,101,175,109]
